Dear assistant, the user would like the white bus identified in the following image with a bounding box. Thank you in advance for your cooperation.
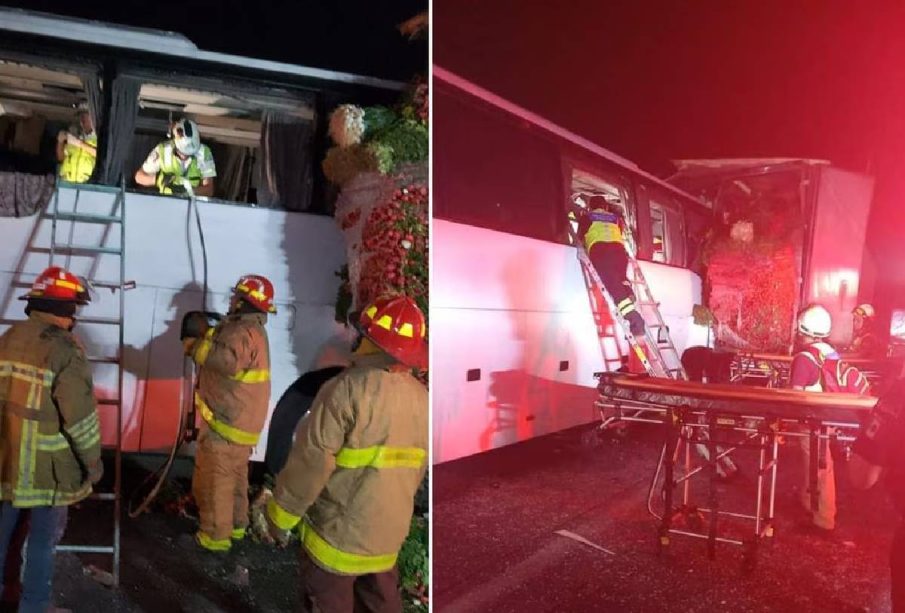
[0,9,406,461]
[433,66,715,463]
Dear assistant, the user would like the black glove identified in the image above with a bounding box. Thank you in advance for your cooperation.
[161,174,187,194]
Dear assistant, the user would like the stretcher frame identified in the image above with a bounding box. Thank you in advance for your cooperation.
[595,373,876,568]
[729,352,895,388]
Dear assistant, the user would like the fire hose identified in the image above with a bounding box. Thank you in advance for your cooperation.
[128,183,213,517]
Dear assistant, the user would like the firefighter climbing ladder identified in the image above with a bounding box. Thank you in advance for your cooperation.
[0,180,129,585]
[567,197,685,380]
[569,195,738,477]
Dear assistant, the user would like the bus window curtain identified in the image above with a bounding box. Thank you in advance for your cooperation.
[80,75,103,184]
[218,146,253,203]
[260,110,314,212]
[99,77,140,186]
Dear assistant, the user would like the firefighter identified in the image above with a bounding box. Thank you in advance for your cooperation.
[847,303,884,359]
[56,108,97,183]
[0,266,103,611]
[185,274,274,552]
[134,118,216,197]
[577,195,646,336]
[790,304,870,533]
[849,370,905,612]
[264,295,428,612]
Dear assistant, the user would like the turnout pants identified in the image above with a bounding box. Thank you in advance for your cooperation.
[192,430,252,550]
[588,242,645,335]
[797,427,836,530]
[297,549,402,613]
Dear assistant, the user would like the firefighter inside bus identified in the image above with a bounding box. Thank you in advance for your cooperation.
[576,194,646,337]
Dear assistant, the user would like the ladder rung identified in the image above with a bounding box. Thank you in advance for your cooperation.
[52,244,122,255]
[55,545,114,554]
[90,492,117,501]
[88,356,120,364]
[96,398,120,406]
[78,316,121,325]
[89,280,136,290]
[51,212,122,224]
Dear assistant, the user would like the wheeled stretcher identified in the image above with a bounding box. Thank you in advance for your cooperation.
[595,373,876,568]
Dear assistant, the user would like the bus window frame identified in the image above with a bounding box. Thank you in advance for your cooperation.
[563,160,640,247]
[646,188,687,267]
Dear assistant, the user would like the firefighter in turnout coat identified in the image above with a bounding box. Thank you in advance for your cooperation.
[186,275,274,552]
[265,296,428,612]
[0,266,102,612]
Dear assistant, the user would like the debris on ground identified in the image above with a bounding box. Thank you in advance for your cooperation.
[83,564,115,588]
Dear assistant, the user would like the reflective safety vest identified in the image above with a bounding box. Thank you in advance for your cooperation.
[155,143,214,195]
[59,133,97,183]
[583,209,624,251]
[796,342,870,394]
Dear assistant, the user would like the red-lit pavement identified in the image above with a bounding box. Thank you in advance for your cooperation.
[433,424,893,612]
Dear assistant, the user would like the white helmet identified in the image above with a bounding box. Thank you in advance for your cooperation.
[172,118,201,156]
[853,303,875,319]
[798,304,832,339]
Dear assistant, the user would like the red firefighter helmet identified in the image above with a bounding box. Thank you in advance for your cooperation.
[18,266,90,304]
[357,296,427,369]
[232,274,276,314]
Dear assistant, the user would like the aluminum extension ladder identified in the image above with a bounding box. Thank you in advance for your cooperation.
[0,180,130,585]
[569,197,738,477]
[567,198,685,380]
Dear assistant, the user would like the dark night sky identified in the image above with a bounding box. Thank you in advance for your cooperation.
[435,0,905,303]
[2,0,427,80]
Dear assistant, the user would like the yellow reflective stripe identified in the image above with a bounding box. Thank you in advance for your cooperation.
[0,361,54,388]
[193,328,215,366]
[195,531,231,552]
[195,393,260,445]
[267,498,301,531]
[301,519,397,575]
[230,369,270,383]
[231,527,246,540]
[237,284,268,302]
[36,433,69,452]
[616,298,635,315]
[67,412,100,449]
[335,446,426,470]
[54,279,84,292]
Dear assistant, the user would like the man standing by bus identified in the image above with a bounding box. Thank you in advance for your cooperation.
[790,304,870,533]
[846,303,885,359]
[849,370,905,612]
[264,295,428,612]
[184,274,274,552]
[0,266,103,612]
[135,118,216,197]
